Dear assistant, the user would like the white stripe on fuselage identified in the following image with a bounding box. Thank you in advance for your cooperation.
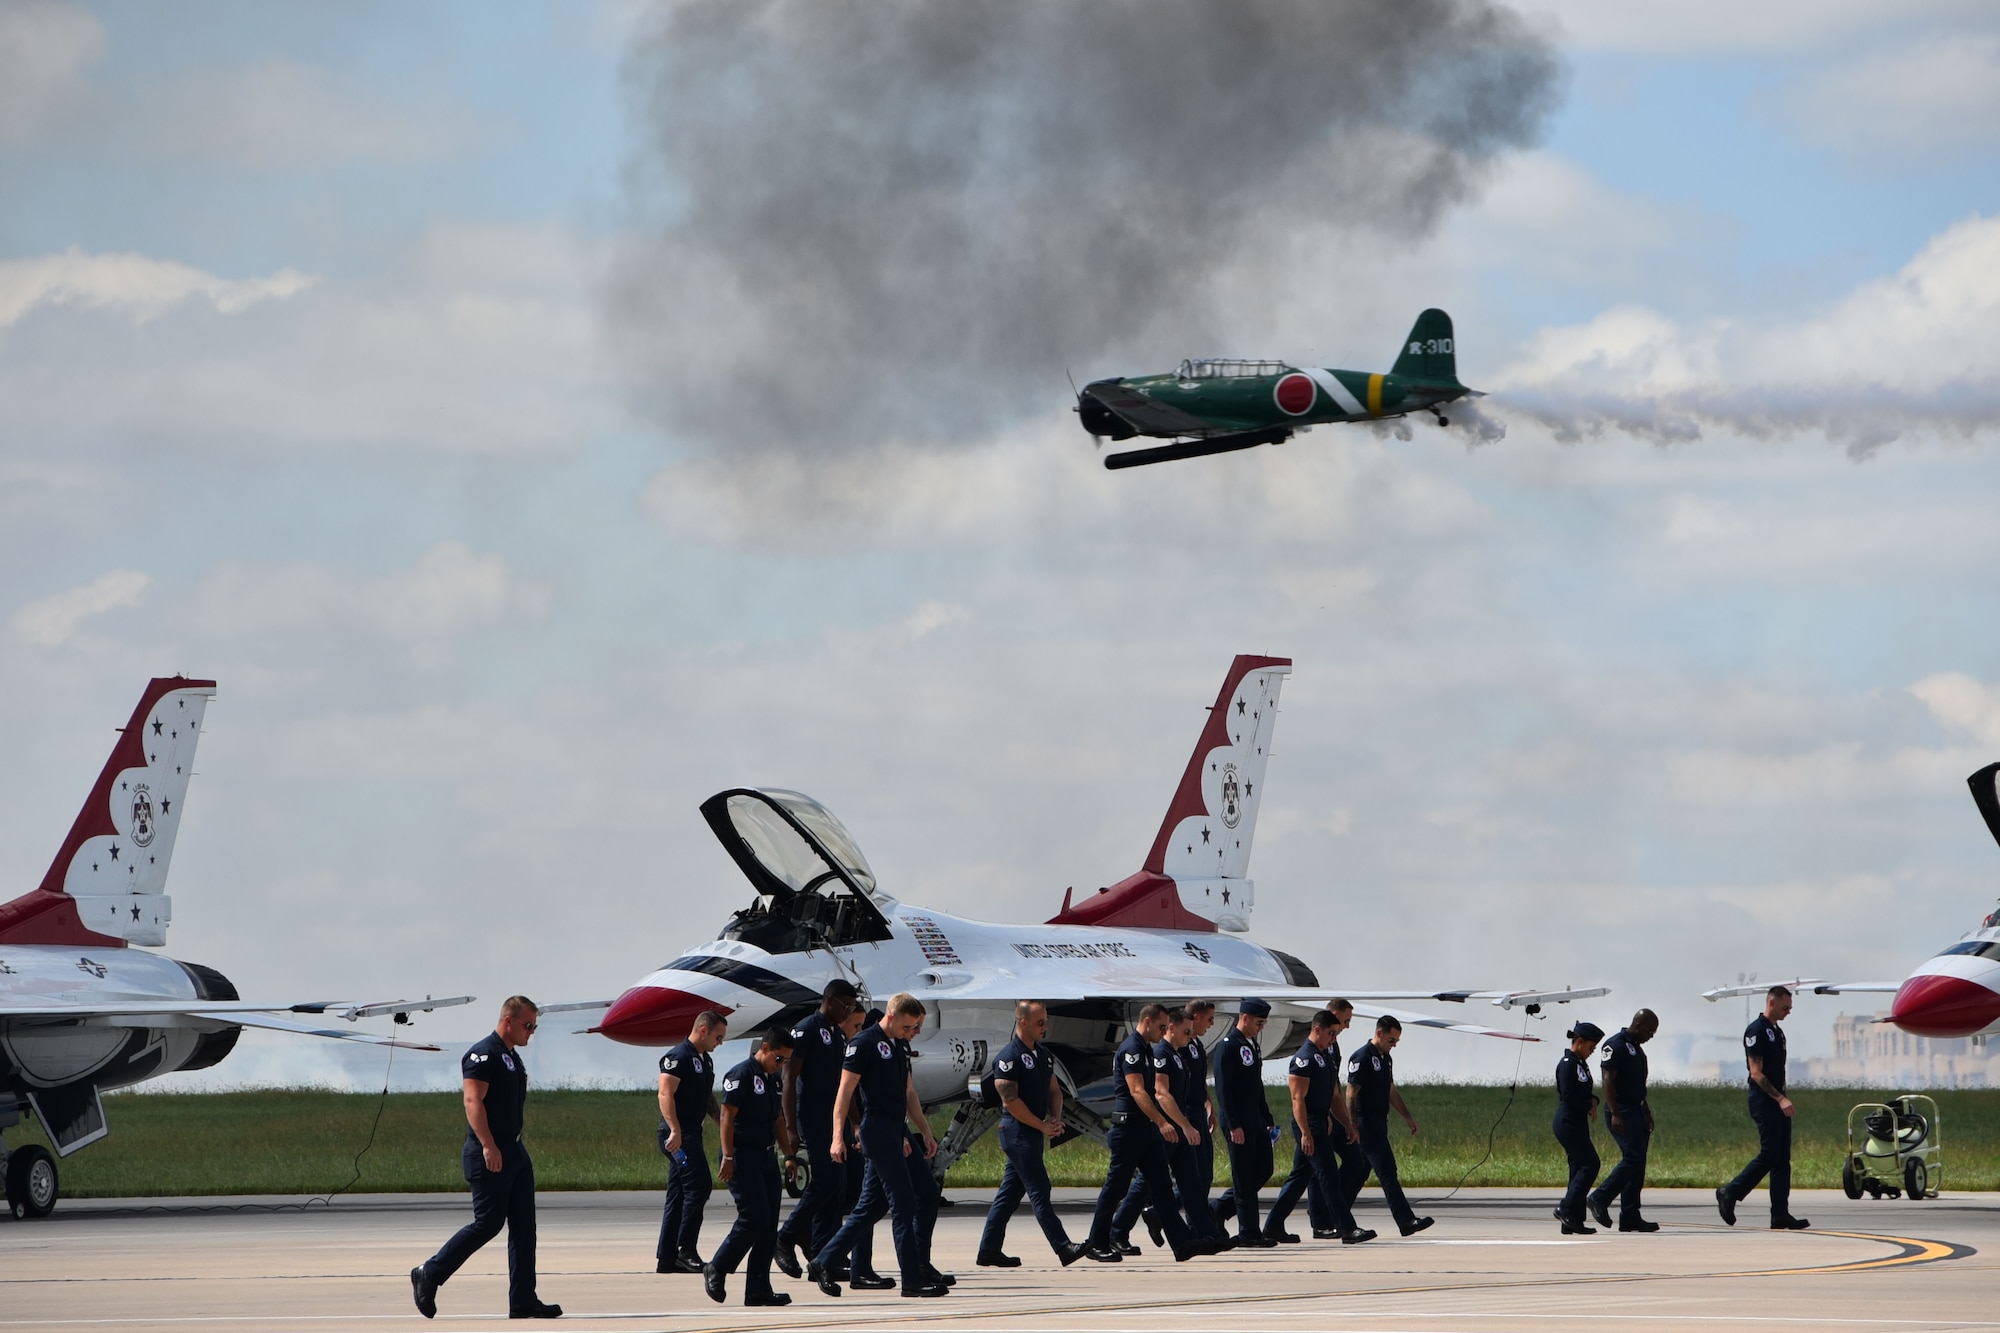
[1302,367,1364,417]
[1908,951,2000,989]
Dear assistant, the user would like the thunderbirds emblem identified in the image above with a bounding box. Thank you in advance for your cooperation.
[1220,763,1242,829]
[130,784,157,848]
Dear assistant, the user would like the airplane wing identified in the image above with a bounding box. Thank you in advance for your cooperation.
[912,971,1605,1041]
[1701,979,1900,1000]
[0,995,476,1051]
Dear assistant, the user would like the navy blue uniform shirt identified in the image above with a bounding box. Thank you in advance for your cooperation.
[1154,1039,1193,1116]
[461,1031,527,1144]
[1213,1026,1270,1131]
[843,1022,911,1122]
[659,1040,715,1132]
[1744,1015,1787,1096]
[1599,1028,1649,1110]
[787,1011,845,1129]
[991,1036,1053,1123]
[1347,1042,1395,1121]
[721,1057,784,1151]
[1555,1049,1596,1118]
[1112,1030,1155,1116]
[1288,1042,1340,1121]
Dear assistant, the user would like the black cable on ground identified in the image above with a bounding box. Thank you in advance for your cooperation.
[80,1041,400,1217]
[1414,1007,1533,1205]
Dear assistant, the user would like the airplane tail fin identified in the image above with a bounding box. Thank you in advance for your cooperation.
[1390,308,1460,385]
[0,677,215,948]
[1050,656,1290,934]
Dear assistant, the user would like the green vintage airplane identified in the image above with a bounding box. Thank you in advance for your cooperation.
[1077,308,1478,469]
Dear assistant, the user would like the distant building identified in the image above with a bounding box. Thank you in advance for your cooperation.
[1804,1012,1994,1089]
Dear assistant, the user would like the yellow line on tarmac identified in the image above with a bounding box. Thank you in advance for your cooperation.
[1728,1228,1966,1275]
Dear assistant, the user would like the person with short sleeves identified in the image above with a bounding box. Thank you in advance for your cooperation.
[775,980,860,1279]
[656,1011,727,1273]
[810,994,946,1297]
[1085,1003,1209,1262]
[1184,1001,1222,1224]
[979,1001,1090,1265]
[1109,1007,1217,1248]
[704,1032,798,1306]
[1551,1021,1603,1234]
[1718,987,1809,1230]
[1265,1006,1374,1244]
[410,997,560,1321]
[1211,998,1277,1244]
[1587,1008,1659,1232]
[1345,1015,1432,1236]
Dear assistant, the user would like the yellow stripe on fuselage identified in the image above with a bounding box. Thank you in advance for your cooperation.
[1367,374,1383,416]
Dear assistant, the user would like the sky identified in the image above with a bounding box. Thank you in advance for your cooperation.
[3,0,1999,1093]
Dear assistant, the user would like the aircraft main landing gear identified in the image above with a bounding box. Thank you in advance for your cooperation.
[5,1141,59,1219]
[1432,412,1449,427]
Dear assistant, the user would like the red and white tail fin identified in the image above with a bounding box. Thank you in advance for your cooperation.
[1048,655,1290,934]
[0,677,215,948]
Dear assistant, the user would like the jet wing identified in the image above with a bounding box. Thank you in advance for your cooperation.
[911,971,1604,1041]
[0,995,475,1051]
[1701,979,1900,1000]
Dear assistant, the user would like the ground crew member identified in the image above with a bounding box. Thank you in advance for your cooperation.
[1265,1007,1375,1244]
[1111,1006,1218,1249]
[1552,1021,1603,1235]
[1185,1000,1220,1224]
[978,1001,1093,1267]
[810,994,946,1298]
[902,1008,952,1289]
[1587,1009,1659,1232]
[656,1010,728,1273]
[410,997,561,1321]
[1086,1003,1211,1262]
[775,980,860,1280]
[704,1031,798,1307]
[1719,986,1810,1230]
[1211,998,1277,1245]
[1345,1015,1432,1237]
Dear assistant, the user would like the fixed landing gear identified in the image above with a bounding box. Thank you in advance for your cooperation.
[4,1140,59,1219]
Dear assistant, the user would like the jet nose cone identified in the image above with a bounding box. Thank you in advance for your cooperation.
[593,986,730,1048]
[1890,972,2000,1039]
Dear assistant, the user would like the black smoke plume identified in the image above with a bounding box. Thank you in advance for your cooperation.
[611,0,1561,456]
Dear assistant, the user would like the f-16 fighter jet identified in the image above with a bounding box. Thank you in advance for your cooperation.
[1704,762,2000,1041]
[1078,309,1479,469]
[0,678,472,1217]
[591,656,1606,1179]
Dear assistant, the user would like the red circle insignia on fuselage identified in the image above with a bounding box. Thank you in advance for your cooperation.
[1274,373,1316,415]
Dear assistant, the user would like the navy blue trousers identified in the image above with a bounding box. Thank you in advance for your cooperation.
[1725,1093,1793,1222]
[657,1123,711,1262]
[1554,1114,1599,1222]
[710,1147,781,1299]
[1268,1116,1359,1234]
[980,1119,1072,1255]
[777,1121,845,1256]
[425,1140,538,1312]
[813,1119,925,1287]
[1591,1111,1646,1218]
[1089,1119,1194,1252]
[1111,1129,1216,1240]
[1352,1118,1418,1231]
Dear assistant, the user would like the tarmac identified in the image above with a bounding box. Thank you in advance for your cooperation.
[1,1187,1992,1333]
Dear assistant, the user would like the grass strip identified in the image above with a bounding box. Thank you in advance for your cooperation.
[11,1084,1993,1198]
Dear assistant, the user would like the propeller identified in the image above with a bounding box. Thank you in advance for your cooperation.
[1968,762,2000,851]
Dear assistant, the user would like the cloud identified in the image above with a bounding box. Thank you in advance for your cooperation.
[0,224,611,454]
[12,569,150,645]
[1490,214,2000,455]
[1779,34,2000,163]
[193,543,542,644]
[0,0,103,142]
[608,0,1561,460]
[1911,672,2000,751]
[0,248,313,332]
[1518,0,1989,53]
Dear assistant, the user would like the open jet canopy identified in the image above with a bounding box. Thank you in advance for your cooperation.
[700,788,894,954]
[1078,308,1480,469]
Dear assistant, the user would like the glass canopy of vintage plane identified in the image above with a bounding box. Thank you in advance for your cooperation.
[1176,358,1288,381]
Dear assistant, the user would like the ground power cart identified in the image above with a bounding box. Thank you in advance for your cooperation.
[1842,1094,1941,1200]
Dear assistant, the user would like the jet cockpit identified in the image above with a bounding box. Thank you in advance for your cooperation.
[701,788,894,956]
